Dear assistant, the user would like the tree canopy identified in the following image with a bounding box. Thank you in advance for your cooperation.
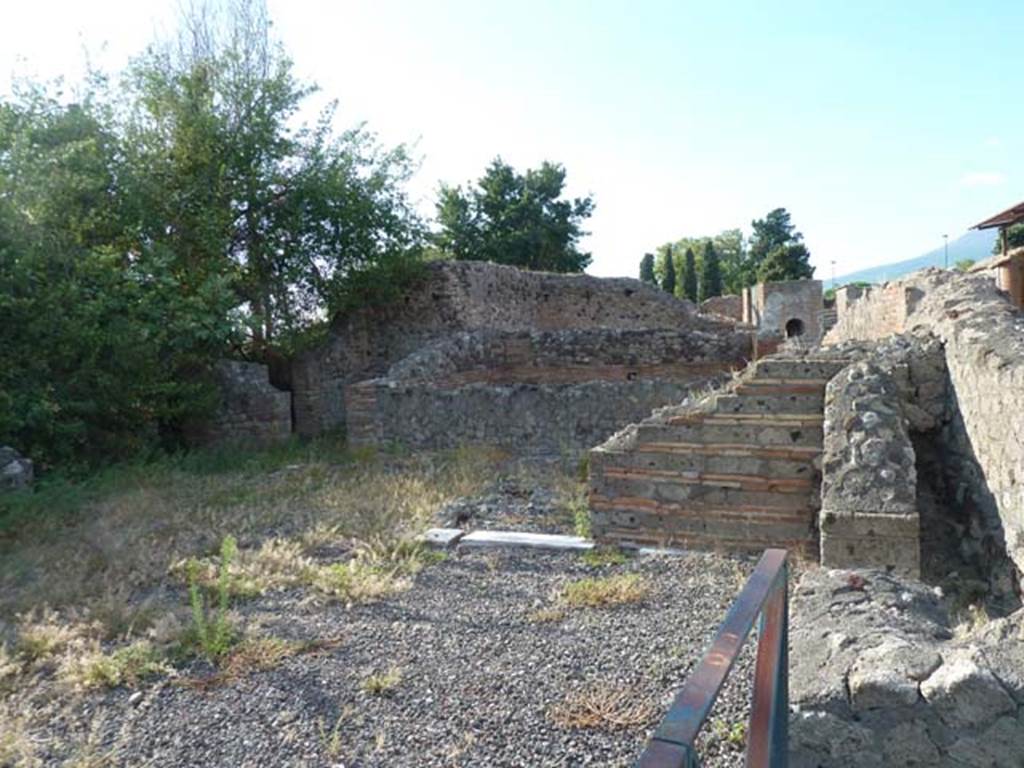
[435,158,594,273]
[699,240,723,300]
[681,248,698,302]
[661,245,677,295]
[639,252,656,284]
[0,0,425,467]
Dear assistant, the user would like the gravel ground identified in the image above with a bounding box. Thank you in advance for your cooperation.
[436,470,577,534]
[21,548,760,767]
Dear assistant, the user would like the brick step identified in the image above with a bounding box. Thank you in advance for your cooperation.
[591,501,816,554]
[593,446,816,479]
[734,381,829,396]
[597,464,814,492]
[713,392,824,416]
[668,412,824,427]
[636,422,823,449]
[752,358,850,381]
[597,526,817,558]
[593,474,814,510]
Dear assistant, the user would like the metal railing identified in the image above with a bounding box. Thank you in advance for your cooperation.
[637,548,789,768]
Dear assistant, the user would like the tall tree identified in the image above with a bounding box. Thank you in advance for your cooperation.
[435,158,594,273]
[681,247,698,302]
[639,252,656,284]
[661,244,677,295]
[121,0,423,351]
[700,240,723,300]
[749,208,814,283]
[757,242,814,282]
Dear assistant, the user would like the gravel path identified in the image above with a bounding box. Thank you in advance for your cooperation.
[28,548,760,767]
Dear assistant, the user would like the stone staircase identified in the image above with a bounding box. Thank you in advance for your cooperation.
[588,356,850,558]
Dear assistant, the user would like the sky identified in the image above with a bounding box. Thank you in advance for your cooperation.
[1,0,1022,279]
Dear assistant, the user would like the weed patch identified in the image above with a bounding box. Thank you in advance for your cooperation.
[580,547,628,568]
[361,666,403,696]
[562,574,649,609]
[548,684,655,730]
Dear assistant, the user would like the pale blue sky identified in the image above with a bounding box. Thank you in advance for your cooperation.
[2,1,1021,278]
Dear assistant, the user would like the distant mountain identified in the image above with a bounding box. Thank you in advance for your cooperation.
[832,229,998,286]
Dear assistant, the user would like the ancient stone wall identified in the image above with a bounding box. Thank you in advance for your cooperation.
[790,567,1024,768]
[743,279,823,342]
[197,361,292,446]
[699,294,743,320]
[346,327,753,455]
[825,269,1024,581]
[292,261,721,436]
[819,361,920,576]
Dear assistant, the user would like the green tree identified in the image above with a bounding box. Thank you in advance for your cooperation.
[757,242,815,282]
[700,240,723,300]
[992,223,1024,254]
[0,87,237,467]
[749,208,814,282]
[119,0,423,351]
[661,244,677,295]
[681,247,698,302]
[955,258,976,272]
[639,252,656,284]
[749,208,802,264]
[435,157,594,273]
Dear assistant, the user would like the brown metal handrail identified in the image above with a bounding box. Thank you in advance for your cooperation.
[636,548,789,767]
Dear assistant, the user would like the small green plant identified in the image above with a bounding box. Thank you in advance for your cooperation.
[63,641,168,689]
[713,718,747,750]
[581,547,628,568]
[361,666,403,696]
[186,535,238,660]
[562,574,649,609]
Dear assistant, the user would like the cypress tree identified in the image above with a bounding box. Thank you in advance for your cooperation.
[661,245,677,295]
[681,247,698,302]
[639,252,656,284]
[700,240,723,300]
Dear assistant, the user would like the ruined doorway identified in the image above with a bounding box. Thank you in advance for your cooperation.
[785,317,805,338]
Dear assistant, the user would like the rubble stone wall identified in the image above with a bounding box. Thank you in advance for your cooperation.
[346,327,754,454]
[292,261,725,436]
[198,361,292,446]
[790,567,1024,768]
[819,361,920,576]
[825,269,1024,580]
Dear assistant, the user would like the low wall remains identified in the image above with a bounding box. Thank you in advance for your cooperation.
[291,260,728,437]
[825,269,1024,580]
[196,361,292,446]
[346,327,753,454]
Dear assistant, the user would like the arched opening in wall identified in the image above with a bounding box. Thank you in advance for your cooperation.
[785,318,805,338]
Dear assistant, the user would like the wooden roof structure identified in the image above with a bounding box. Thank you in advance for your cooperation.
[972,200,1024,230]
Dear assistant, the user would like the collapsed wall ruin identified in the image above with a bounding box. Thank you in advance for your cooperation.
[290,261,764,454]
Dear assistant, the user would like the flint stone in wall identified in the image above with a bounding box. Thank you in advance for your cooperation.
[920,647,1016,730]
[0,446,33,492]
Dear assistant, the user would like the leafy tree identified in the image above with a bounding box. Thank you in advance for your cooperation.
[992,223,1024,254]
[639,252,656,284]
[681,247,698,302]
[661,244,677,295]
[0,88,237,467]
[700,240,723,300]
[757,242,815,282]
[749,208,802,264]
[955,258,976,272]
[435,157,594,273]
[750,208,814,283]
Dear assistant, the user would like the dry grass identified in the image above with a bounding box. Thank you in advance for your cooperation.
[562,573,649,609]
[548,684,656,731]
[0,700,40,768]
[526,606,567,624]
[0,443,498,710]
[361,666,403,696]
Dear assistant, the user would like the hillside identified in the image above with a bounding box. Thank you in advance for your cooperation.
[834,229,997,286]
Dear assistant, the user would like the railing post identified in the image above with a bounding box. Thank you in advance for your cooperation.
[745,559,788,767]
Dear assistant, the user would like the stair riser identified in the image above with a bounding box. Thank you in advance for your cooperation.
[592,448,817,480]
[753,359,849,380]
[637,423,823,448]
[714,393,824,415]
[591,475,813,510]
